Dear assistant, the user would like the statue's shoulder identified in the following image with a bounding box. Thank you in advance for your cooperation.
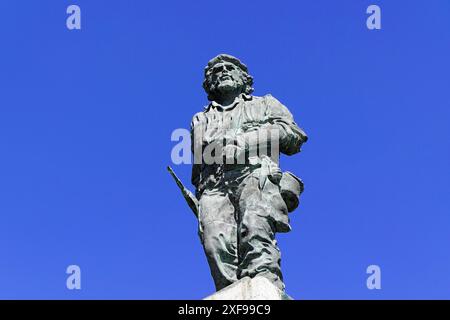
[256,94,295,119]
[249,94,282,105]
[262,93,283,104]
[249,94,287,111]
[190,107,209,128]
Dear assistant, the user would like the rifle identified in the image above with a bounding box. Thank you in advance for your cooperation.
[167,166,199,218]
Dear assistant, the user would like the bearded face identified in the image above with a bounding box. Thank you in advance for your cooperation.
[207,62,245,98]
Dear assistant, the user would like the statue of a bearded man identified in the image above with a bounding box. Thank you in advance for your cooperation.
[190,54,308,292]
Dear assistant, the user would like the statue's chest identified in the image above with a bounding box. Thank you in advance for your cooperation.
[204,102,266,136]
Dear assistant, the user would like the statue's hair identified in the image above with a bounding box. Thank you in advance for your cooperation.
[203,54,254,101]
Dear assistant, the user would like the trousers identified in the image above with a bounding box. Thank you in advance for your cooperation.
[197,165,289,291]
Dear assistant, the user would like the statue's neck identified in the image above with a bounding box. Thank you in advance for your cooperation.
[215,93,241,107]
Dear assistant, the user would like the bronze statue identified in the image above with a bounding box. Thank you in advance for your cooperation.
[172,54,308,293]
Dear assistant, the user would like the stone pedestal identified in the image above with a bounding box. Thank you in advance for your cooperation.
[204,276,293,300]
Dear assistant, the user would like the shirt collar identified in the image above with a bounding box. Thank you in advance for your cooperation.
[204,93,252,112]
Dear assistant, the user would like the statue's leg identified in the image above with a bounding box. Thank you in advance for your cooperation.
[236,173,286,291]
[198,188,238,291]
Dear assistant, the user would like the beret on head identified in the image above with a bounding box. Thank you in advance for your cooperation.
[204,54,249,75]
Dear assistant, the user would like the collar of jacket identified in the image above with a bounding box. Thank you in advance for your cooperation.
[204,93,253,112]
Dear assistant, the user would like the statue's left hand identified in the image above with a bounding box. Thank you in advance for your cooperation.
[260,155,282,187]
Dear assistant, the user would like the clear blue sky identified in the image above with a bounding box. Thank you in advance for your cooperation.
[0,0,449,299]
